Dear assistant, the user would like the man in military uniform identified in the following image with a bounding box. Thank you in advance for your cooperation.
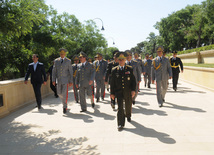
[93,53,108,102]
[111,52,136,131]
[72,55,79,103]
[143,53,152,88]
[88,57,93,63]
[133,52,144,92]
[105,50,119,110]
[52,48,73,114]
[125,50,141,105]
[76,52,95,112]
[170,51,183,91]
[152,46,172,107]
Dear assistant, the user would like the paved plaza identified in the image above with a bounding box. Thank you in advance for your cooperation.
[0,79,214,155]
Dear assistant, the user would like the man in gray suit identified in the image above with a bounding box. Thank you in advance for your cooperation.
[76,52,95,112]
[52,48,73,114]
[93,53,108,102]
[72,55,79,103]
[143,53,152,88]
[152,46,172,107]
[125,50,141,105]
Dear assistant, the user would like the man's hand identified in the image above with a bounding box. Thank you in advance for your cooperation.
[24,81,28,84]
[69,82,73,87]
[110,94,115,100]
[89,80,93,85]
[76,84,78,88]
[181,70,183,73]
[52,81,56,86]
[152,80,155,84]
[131,91,135,98]
[169,76,172,79]
[43,82,47,85]
[143,72,146,75]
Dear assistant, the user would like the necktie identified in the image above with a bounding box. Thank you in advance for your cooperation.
[160,57,162,62]
[82,64,85,68]
[128,61,131,65]
[61,59,63,64]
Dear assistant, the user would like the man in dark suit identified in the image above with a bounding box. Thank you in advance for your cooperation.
[110,52,136,131]
[24,54,47,109]
[170,51,183,91]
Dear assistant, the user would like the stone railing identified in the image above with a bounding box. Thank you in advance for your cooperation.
[0,78,52,118]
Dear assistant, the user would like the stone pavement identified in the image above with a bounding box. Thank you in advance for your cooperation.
[0,79,214,155]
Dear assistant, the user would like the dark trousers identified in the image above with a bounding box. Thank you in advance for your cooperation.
[50,80,57,96]
[32,83,42,107]
[172,71,179,89]
[117,95,132,126]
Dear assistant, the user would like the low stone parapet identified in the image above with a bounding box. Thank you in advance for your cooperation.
[0,78,52,118]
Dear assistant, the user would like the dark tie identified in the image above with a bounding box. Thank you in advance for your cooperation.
[128,61,130,65]
[160,57,162,62]
[82,64,85,68]
[61,59,63,64]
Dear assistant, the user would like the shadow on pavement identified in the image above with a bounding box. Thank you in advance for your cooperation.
[32,108,58,115]
[63,112,94,123]
[0,122,99,154]
[163,102,206,112]
[132,106,167,116]
[86,109,116,120]
[124,120,176,144]
[135,101,150,106]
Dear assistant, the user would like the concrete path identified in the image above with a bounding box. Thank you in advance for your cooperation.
[0,79,214,155]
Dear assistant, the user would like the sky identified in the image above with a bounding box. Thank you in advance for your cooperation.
[45,0,204,51]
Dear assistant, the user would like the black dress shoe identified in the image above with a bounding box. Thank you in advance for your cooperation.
[63,108,67,114]
[138,90,140,92]
[55,94,59,98]
[76,100,79,103]
[96,98,99,102]
[159,103,163,108]
[127,117,131,122]
[163,99,165,102]
[117,125,123,131]
[148,85,151,88]
[102,97,104,101]
[132,101,135,105]
[144,84,146,87]
[80,109,87,112]
[92,103,95,108]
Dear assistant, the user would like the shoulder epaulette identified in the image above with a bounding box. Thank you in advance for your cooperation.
[133,60,138,63]
[126,65,133,68]
[112,66,119,71]
[38,62,43,65]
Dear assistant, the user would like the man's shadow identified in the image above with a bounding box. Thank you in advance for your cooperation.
[124,120,176,144]
[85,108,116,120]
[132,106,167,116]
[63,111,94,123]
[32,108,58,115]
[163,102,206,113]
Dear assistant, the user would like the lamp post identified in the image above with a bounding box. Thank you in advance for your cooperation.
[107,37,115,46]
[93,18,105,31]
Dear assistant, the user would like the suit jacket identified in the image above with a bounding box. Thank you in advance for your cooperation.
[135,59,144,73]
[52,57,73,84]
[93,59,108,81]
[126,60,141,82]
[105,60,119,83]
[152,56,172,82]
[25,62,47,84]
[170,57,183,73]
[72,63,78,83]
[76,62,95,87]
[110,65,136,98]
[143,59,152,74]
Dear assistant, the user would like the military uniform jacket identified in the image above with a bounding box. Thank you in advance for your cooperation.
[143,59,152,74]
[126,60,141,82]
[52,57,73,84]
[72,64,78,83]
[152,56,172,82]
[76,62,95,87]
[25,62,47,84]
[105,61,119,82]
[170,57,183,73]
[135,59,144,73]
[93,59,108,81]
[111,65,136,97]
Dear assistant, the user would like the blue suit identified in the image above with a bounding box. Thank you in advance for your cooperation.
[25,62,47,108]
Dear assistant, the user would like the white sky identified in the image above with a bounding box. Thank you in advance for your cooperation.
[45,0,204,51]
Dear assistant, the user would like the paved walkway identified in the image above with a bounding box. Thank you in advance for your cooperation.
[0,79,214,155]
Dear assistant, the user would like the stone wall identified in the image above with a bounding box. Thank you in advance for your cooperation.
[0,78,52,118]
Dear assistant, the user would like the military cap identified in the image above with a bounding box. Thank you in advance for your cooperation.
[125,50,132,56]
[59,48,67,54]
[116,52,127,59]
[156,46,164,52]
[73,55,79,61]
[149,55,153,58]
[145,53,149,57]
[172,51,177,54]
[113,50,119,57]
[88,57,93,62]
[134,52,139,56]
[79,51,87,58]
[95,53,102,57]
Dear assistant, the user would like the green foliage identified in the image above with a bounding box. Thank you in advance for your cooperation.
[0,0,107,80]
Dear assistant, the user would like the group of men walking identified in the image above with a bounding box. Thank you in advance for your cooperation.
[24,45,183,131]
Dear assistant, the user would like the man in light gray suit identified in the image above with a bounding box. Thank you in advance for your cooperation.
[52,48,73,114]
[93,53,108,102]
[152,46,172,107]
[125,50,141,105]
[76,52,95,112]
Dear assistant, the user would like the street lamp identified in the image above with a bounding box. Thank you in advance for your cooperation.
[93,18,105,31]
[107,37,115,45]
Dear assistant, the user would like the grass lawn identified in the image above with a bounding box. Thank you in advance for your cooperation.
[184,63,214,68]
